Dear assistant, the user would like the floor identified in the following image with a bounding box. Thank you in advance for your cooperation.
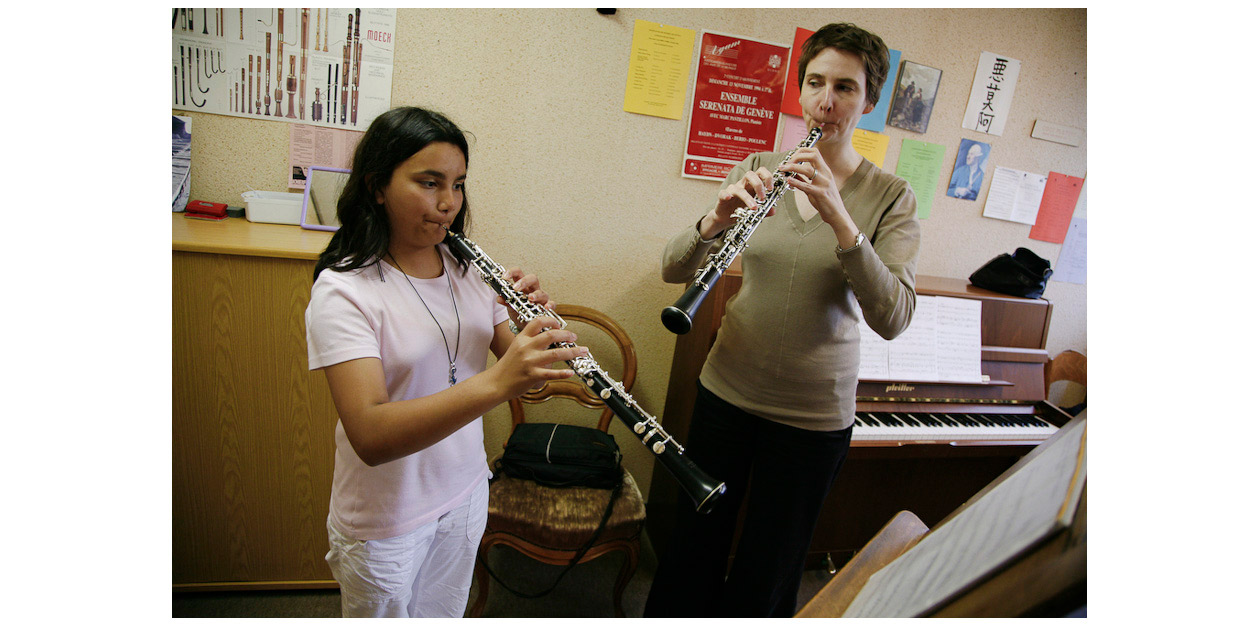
[172,533,837,618]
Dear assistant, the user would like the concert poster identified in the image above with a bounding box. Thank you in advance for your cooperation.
[681,31,791,181]
[171,8,396,132]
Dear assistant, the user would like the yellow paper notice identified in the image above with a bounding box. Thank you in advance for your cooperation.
[623,20,696,120]
[852,129,890,169]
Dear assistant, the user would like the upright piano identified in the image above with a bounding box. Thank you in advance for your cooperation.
[645,263,1074,566]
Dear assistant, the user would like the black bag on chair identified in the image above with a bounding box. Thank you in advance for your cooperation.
[969,247,1054,298]
[484,423,624,599]
[493,423,623,489]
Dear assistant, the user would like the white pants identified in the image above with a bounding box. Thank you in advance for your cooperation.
[325,479,489,617]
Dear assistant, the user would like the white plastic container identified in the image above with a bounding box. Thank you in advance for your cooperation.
[241,190,305,225]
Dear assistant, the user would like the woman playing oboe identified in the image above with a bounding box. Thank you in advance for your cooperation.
[646,23,922,617]
[305,106,587,617]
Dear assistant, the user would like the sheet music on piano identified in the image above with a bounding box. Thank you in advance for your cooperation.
[858,295,984,383]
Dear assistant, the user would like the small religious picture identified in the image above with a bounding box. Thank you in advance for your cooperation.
[887,61,942,134]
[947,139,991,201]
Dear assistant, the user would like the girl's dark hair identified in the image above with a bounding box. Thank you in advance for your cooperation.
[796,23,891,108]
[314,106,472,280]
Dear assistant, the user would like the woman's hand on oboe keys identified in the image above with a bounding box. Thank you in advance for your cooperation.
[699,166,777,240]
[490,318,588,398]
[781,147,861,242]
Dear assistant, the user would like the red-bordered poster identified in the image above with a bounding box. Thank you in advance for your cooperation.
[681,31,790,181]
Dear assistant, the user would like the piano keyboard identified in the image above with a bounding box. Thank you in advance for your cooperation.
[853,411,1058,443]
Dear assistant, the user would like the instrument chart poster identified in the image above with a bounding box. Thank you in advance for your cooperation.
[623,20,696,120]
[682,31,791,181]
[171,8,397,132]
[961,51,1022,136]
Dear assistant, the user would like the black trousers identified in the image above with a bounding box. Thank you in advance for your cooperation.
[644,382,853,617]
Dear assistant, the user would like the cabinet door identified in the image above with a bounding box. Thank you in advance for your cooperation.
[173,251,338,588]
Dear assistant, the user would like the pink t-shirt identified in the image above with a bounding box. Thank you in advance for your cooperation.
[306,245,508,540]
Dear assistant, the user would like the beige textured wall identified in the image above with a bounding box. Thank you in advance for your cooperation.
[180,8,1087,496]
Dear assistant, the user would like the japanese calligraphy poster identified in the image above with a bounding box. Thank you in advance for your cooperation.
[962,51,1021,136]
[682,31,790,181]
[171,8,396,132]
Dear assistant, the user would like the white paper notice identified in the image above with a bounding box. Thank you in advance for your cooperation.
[288,124,363,188]
[961,52,1021,136]
[1053,217,1087,284]
[983,166,1046,225]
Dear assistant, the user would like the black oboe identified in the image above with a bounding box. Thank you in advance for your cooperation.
[663,127,823,334]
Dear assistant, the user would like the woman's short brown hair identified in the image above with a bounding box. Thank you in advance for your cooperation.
[796,23,891,108]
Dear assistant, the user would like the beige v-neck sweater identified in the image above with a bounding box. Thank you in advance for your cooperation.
[662,153,920,431]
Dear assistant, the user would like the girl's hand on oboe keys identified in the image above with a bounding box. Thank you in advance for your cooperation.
[500,267,555,309]
[491,317,588,398]
[699,166,777,240]
[498,267,558,332]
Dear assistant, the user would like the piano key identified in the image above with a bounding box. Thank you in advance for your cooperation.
[886,413,959,439]
[853,411,1058,442]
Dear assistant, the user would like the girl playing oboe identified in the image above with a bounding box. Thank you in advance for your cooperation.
[306,106,587,617]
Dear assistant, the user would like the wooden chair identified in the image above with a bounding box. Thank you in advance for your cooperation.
[1044,349,1086,412]
[468,304,647,618]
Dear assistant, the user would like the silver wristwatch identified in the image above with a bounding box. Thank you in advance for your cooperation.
[837,231,865,254]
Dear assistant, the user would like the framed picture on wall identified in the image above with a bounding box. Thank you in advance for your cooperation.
[888,61,943,134]
[947,139,992,201]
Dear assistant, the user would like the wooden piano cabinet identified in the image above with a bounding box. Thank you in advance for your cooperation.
[916,275,1052,350]
[810,442,1034,564]
[173,217,339,591]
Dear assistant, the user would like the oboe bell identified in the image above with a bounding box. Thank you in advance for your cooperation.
[661,264,721,334]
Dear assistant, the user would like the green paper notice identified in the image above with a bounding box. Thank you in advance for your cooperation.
[895,139,946,219]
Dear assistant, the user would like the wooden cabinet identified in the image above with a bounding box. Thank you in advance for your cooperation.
[172,217,339,590]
